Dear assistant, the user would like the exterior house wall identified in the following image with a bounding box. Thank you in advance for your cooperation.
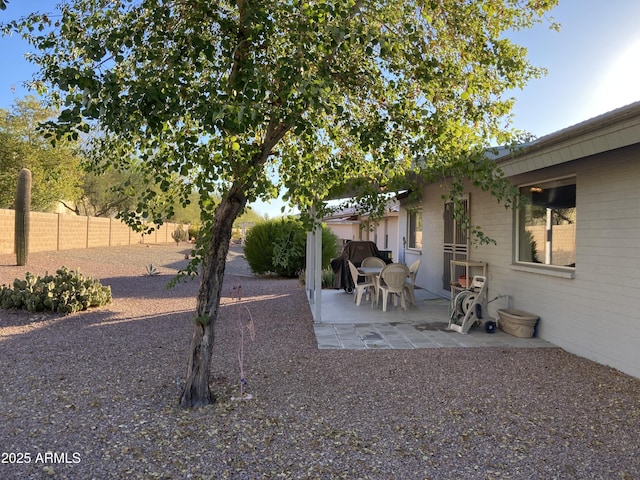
[326,211,401,260]
[558,149,640,377]
[402,195,439,292]
[369,215,400,261]
[388,216,400,261]
[327,223,360,246]
[397,199,423,284]
[396,208,409,266]
[419,141,640,379]
[415,184,513,299]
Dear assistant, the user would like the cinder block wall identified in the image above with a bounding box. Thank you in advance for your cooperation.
[29,212,59,253]
[156,223,169,244]
[59,214,89,250]
[0,209,187,255]
[110,220,132,246]
[0,210,15,255]
[87,217,111,248]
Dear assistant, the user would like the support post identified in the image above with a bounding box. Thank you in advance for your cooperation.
[305,205,322,322]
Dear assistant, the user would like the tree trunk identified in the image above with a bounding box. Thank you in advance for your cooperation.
[179,186,246,408]
[178,122,290,408]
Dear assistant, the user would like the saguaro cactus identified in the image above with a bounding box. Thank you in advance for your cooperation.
[15,168,32,266]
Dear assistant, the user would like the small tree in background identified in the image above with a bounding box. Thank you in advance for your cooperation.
[171,226,188,245]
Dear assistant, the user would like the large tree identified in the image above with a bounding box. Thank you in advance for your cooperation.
[3,0,557,407]
[64,167,148,217]
[0,97,83,211]
[69,161,202,221]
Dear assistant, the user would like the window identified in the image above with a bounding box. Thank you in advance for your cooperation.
[517,177,576,268]
[408,209,422,250]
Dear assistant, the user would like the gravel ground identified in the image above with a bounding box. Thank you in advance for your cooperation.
[0,244,639,480]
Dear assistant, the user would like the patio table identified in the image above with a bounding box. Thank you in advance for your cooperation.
[359,265,412,308]
[357,266,384,276]
[358,266,383,306]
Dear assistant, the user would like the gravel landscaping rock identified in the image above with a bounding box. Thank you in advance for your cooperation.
[1,244,638,479]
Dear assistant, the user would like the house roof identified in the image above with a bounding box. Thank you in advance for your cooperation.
[324,101,640,201]
[495,100,640,177]
[323,199,400,222]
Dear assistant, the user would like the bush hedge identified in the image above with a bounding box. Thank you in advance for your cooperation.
[243,218,339,277]
[0,267,112,314]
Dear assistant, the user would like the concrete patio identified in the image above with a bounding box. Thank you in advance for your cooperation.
[313,287,556,350]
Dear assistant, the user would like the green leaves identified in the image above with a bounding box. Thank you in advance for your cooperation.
[243,218,339,276]
[0,97,85,211]
[4,0,557,237]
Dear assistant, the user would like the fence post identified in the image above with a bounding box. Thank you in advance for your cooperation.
[57,213,61,251]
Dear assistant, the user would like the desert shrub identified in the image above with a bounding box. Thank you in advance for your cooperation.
[0,267,112,315]
[298,267,337,288]
[321,267,335,289]
[188,222,201,241]
[243,219,280,274]
[271,219,307,277]
[321,228,340,267]
[172,226,188,244]
[243,218,339,277]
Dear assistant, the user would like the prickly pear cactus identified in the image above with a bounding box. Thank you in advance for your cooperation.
[15,168,32,266]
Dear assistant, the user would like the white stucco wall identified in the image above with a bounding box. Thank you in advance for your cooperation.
[370,215,400,261]
[419,145,640,379]
[326,223,360,245]
[328,214,402,261]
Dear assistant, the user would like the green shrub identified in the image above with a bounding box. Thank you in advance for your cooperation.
[243,218,339,277]
[243,219,280,275]
[0,267,112,315]
[321,267,335,289]
[298,267,337,289]
[271,219,307,277]
[171,226,188,244]
[188,222,201,241]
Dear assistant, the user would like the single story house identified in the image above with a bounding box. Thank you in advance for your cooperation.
[306,100,640,379]
[324,199,402,262]
[401,101,640,379]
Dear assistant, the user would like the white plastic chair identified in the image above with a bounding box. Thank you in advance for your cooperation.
[378,263,410,311]
[361,256,386,268]
[404,259,422,306]
[348,260,375,306]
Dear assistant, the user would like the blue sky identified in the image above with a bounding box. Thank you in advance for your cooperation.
[506,0,640,136]
[2,1,640,215]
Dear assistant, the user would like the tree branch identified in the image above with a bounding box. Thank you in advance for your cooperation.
[59,200,80,215]
[228,0,249,93]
